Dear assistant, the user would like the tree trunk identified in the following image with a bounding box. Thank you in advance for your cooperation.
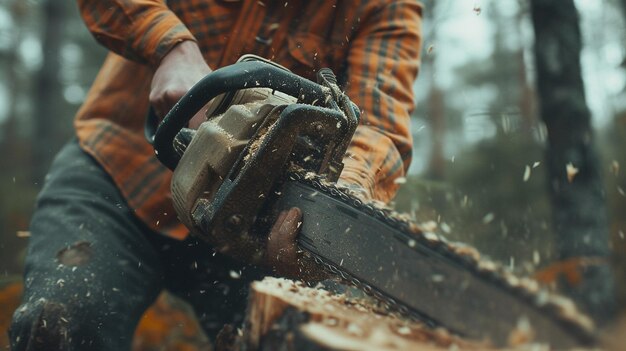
[619,0,626,72]
[2,2,24,145]
[33,0,65,182]
[427,86,446,181]
[530,0,615,325]
[515,2,536,137]
[422,0,446,182]
[1,0,28,158]
[228,277,488,351]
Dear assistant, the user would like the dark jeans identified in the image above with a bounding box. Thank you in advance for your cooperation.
[10,140,263,350]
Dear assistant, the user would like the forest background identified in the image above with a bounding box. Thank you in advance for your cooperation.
[1,0,626,348]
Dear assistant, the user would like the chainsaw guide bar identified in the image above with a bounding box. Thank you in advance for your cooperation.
[273,171,596,349]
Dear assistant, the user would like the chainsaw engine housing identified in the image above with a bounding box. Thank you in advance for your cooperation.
[150,56,359,264]
[172,88,296,235]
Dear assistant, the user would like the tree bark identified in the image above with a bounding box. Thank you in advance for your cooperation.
[530,0,616,325]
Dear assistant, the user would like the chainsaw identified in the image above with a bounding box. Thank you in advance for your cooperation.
[146,55,597,348]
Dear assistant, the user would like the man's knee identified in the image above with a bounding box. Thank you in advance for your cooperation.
[10,298,70,351]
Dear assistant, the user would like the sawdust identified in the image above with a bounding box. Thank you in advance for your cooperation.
[248,277,491,350]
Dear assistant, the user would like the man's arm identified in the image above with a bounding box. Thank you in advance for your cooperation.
[150,41,212,120]
[267,1,423,277]
[341,0,422,203]
[77,1,211,118]
[77,0,195,66]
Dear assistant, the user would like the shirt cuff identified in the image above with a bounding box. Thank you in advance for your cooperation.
[129,9,197,67]
[340,126,405,203]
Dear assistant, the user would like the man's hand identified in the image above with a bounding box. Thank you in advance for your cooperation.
[149,40,212,128]
[266,207,329,282]
[265,173,375,281]
[266,208,302,278]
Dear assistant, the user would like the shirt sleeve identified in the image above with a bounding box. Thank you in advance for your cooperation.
[77,0,197,67]
[340,1,422,203]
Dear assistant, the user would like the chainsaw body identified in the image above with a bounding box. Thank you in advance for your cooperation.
[149,55,359,264]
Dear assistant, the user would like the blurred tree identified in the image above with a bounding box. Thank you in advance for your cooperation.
[491,0,531,137]
[33,0,65,181]
[421,0,446,182]
[620,0,626,22]
[0,0,38,281]
[456,1,537,139]
[513,0,537,136]
[1,1,26,147]
[530,0,616,324]
[0,0,105,281]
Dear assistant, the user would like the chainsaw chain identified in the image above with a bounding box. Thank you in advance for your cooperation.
[307,248,425,323]
[286,170,596,342]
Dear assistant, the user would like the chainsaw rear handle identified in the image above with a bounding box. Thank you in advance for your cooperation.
[147,61,330,170]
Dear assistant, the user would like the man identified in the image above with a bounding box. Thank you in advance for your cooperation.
[10,0,422,349]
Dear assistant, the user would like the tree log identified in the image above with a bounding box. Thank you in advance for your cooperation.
[232,277,490,351]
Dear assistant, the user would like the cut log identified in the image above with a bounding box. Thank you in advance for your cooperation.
[234,277,491,351]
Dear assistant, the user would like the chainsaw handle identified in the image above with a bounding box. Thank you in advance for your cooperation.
[148,61,329,170]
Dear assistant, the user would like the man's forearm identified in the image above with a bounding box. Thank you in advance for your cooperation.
[77,0,196,66]
[149,41,212,119]
[341,1,422,202]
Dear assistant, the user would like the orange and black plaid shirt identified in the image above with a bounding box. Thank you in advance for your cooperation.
[75,0,422,239]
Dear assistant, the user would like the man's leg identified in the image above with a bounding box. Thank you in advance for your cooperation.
[10,140,165,350]
[157,236,267,340]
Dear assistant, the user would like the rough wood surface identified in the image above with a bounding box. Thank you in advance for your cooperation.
[236,277,490,351]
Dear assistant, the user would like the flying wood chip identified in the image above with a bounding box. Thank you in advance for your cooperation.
[566,163,579,183]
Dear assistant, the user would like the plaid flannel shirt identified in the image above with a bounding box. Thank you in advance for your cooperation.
[75,0,422,239]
